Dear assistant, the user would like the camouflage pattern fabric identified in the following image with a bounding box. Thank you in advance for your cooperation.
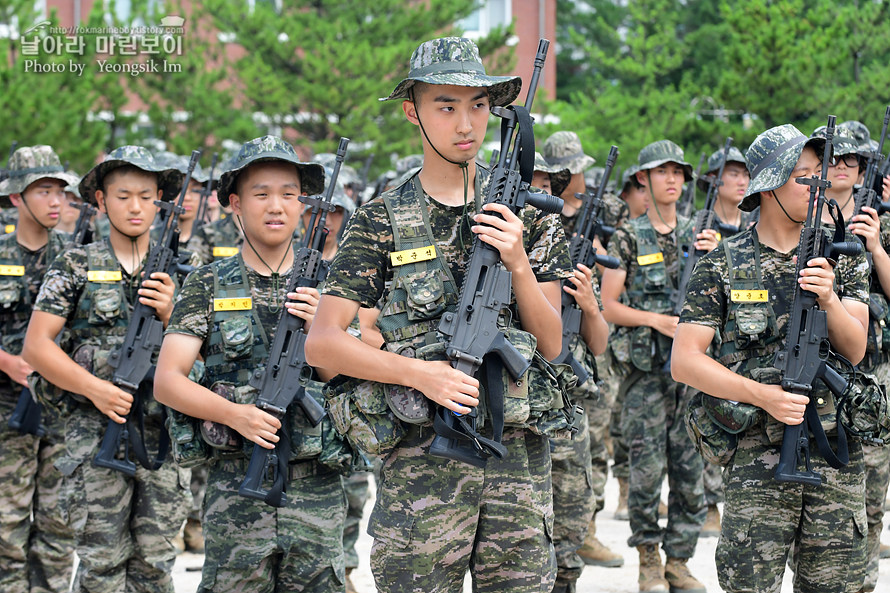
[0,208,17,232]
[533,152,571,198]
[343,471,371,570]
[542,131,596,175]
[166,255,349,591]
[0,145,79,208]
[33,239,192,592]
[585,368,615,508]
[812,125,860,159]
[198,459,345,593]
[0,231,74,593]
[680,226,869,591]
[862,441,890,592]
[395,154,423,175]
[78,145,182,207]
[216,136,325,207]
[380,37,521,108]
[637,140,692,180]
[186,214,243,266]
[840,120,871,146]
[368,426,555,593]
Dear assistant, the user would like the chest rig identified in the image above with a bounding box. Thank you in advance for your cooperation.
[625,214,693,314]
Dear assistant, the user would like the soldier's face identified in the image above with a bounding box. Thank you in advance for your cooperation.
[531,171,552,194]
[12,178,65,228]
[229,162,303,249]
[826,152,860,194]
[403,84,490,163]
[622,183,649,218]
[96,169,160,237]
[770,146,821,221]
[180,178,203,222]
[718,163,750,205]
[637,162,685,205]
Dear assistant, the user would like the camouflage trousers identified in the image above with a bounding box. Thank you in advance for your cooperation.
[189,464,208,522]
[719,428,867,593]
[60,456,190,593]
[862,442,890,592]
[199,457,346,593]
[0,399,74,593]
[588,356,615,511]
[343,468,372,570]
[369,425,556,593]
[703,461,724,505]
[621,370,705,556]
[550,407,593,584]
[599,351,628,481]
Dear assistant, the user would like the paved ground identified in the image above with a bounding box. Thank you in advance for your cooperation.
[172,471,890,592]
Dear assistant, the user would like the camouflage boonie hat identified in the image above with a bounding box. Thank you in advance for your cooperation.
[338,164,359,189]
[533,152,571,197]
[217,135,325,207]
[697,146,747,192]
[380,37,521,107]
[812,125,860,159]
[637,140,693,181]
[64,170,82,199]
[741,124,826,212]
[621,164,640,189]
[395,154,424,175]
[0,146,80,207]
[321,168,356,216]
[79,146,182,206]
[542,131,596,175]
[155,151,209,184]
[839,120,871,147]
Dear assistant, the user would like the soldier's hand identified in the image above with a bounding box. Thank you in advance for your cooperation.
[88,381,134,424]
[563,264,599,315]
[412,360,480,415]
[231,404,281,449]
[799,257,837,308]
[882,175,890,202]
[139,272,175,326]
[759,384,808,425]
[285,287,319,329]
[472,203,526,272]
[651,313,679,338]
[850,206,884,255]
[0,352,34,386]
[694,228,719,253]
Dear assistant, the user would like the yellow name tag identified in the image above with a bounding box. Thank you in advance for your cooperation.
[636,252,664,266]
[212,246,239,257]
[715,233,722,242]
[214,297,252,311]
[87,270,122,282]
[390,245,437,267]
[4,225,15,234]
[731,290,769,302]
[0,265,24,276]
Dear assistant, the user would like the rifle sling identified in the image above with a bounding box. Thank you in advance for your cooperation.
[127,367,170,471]
[804,395,848,470]
[263,415,292,508]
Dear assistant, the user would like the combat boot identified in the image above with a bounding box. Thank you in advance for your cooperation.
[637,544,668,593]
[665,557,707,593]
[578,518,624,567]
[172,531,185,555]
[551,578,576,593]
[700,504,721,538]
[183,517,204,553]
[615,477,629,520]
[345,568,358,593]
[880,542,890,559]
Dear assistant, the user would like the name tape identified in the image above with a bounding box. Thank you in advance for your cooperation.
[390,245,437,267]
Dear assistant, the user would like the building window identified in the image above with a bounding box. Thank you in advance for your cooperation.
[459,0,512,39]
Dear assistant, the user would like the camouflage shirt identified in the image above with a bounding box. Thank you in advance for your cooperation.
[324,172,573,310]
[608,214,691,296]
[186,215,243,267]
[680,227,869,337]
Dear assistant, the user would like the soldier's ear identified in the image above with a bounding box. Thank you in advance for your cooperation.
[8,193,22,208]
[95,190,107,213]
[635,170,648,187]
[229,194,242,215]
[402,100,420,127]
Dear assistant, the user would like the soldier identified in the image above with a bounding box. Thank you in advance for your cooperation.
[154,135,350,592]
[155,152,209,245]
[186,206,243,266]
[672,124,871,593]
[601,140,715,593]
[22,146,192,592]
[620,164,649,219]
[0,145,79,593]
[305,37,573,593]
[57,172,84,234]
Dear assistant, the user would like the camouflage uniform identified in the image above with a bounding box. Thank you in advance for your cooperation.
[607,141,706,566]
[32,147,191,593]
[681,124,870,593]
[0,146,79,593]
[186,215,243,266]
[0,207,18,233]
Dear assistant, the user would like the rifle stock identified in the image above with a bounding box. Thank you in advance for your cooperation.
[238,138,348,507]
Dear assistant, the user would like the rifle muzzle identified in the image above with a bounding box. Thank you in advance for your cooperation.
[525,192,564,214]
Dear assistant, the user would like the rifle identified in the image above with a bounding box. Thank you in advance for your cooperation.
[674,138,734,317]
[430,39,564,468]
[772,116,863,485]
[9,201,99,437]
[552,146,621,386]
[679,152,707,219]
[193,152,218,232]
[94,150,202,476]
[853,106,890,220]
[238,138,347,506]
[1,141,18,183]
[354,152,374,206]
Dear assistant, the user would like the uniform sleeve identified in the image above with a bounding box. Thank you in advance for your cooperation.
[679,250,727,330]
[836,229,870,304]
[524,211,573,283]
[33,248,86,320]
[185,228,212,267]
[323,203,391,308]
[165,265,214,341]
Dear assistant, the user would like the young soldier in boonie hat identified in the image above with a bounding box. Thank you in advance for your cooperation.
[620,164,649,219]
[532,151,571,198]
[601,138,714,593]
[0,145,78,593]
[696,145,751,235]
[673,122,871,593]
[542,131,597,216]
[307,36,573,593]
[22,144,192,592]
[154,135,355,592]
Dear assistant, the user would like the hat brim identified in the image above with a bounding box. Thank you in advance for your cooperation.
[741,137,827,212]
[380,73,522,108]
[638,159,693,182]
[0,170,83,208]
[79,159,183,206]
[217,154,325,208]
